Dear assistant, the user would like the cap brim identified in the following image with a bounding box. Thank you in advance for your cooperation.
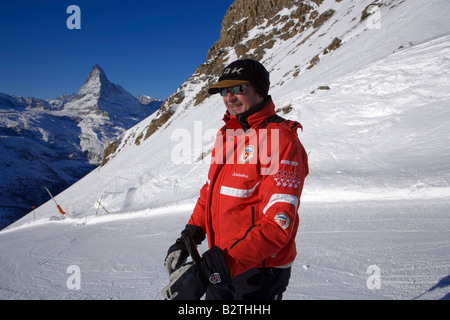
[208,80,249,95]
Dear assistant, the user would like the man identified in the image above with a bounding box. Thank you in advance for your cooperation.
[161,59,309,300]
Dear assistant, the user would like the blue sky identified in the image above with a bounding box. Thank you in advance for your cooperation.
[0,0,234,100]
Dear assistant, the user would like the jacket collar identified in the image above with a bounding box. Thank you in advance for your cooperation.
[222,96,275,131]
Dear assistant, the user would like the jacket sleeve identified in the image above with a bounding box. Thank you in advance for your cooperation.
[223,124,309,277]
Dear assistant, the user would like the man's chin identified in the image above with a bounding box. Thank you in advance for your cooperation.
[227,106,244,115]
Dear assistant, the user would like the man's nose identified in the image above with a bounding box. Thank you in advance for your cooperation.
[226,91,237,100]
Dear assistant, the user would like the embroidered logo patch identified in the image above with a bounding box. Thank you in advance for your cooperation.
[240,145,255,163]
[209,273,222,284]
[274,212,290,229]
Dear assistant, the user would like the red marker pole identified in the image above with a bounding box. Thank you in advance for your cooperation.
[44,186,66,215]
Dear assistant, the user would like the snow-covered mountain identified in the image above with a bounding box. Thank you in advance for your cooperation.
[137,95,160,105]
[0,65,162,229]
[1,0,449,300]
[64,64,162,164]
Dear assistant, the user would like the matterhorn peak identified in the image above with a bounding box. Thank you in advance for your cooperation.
[92,64,103,71]
[90,64,107,79]
[78,64,114,97]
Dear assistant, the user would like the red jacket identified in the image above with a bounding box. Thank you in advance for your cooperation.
[188,98,309,277]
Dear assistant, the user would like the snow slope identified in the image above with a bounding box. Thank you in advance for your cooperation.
[0,199,448,300]
[0,0,449,300]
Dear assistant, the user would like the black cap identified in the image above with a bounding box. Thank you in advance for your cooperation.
[208,59,270,97]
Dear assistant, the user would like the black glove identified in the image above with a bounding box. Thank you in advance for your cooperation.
[164,224,205,274]
[161,246,231,300]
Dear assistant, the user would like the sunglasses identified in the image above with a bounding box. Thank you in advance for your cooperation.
[219,84,249,97]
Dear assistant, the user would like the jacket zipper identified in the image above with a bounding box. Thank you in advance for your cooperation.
[230,206,258,249]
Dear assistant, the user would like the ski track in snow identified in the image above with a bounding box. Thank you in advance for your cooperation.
[0,198,448,300]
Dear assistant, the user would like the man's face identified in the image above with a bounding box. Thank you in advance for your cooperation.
[222,83,264,116]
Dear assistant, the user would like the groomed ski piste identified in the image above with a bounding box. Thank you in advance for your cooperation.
[1,0,449,300]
